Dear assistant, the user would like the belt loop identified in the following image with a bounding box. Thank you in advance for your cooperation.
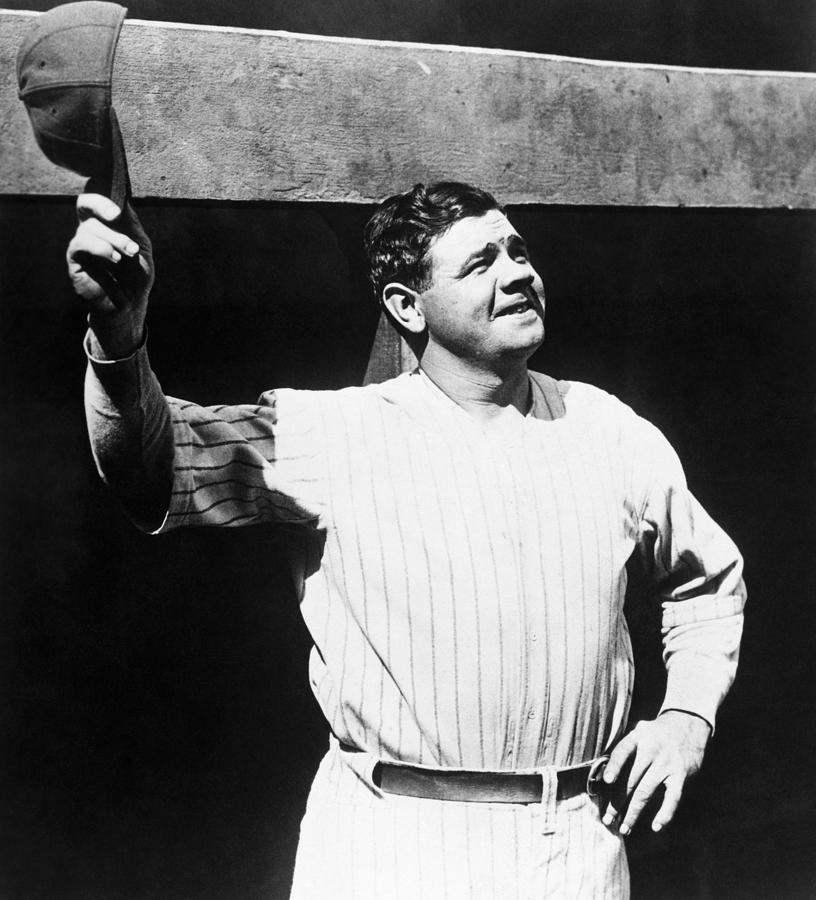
[335,737,384,797]
[539,767,558,835]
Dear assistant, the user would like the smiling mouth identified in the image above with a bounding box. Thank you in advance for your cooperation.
[494,295,539,317]
[498,300,533,316]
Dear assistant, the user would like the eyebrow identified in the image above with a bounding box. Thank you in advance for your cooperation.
[457,244,494,274]
[457,234,529,275]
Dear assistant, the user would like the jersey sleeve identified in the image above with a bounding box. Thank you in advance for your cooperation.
[626,411,746,732]
[84,335,326,534]
[164,387,325,531]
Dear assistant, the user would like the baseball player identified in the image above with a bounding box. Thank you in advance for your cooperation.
[67,181,745,898]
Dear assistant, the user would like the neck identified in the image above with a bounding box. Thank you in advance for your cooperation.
[419,343,531,423]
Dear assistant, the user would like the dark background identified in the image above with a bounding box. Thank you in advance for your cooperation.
[1,1,815,898]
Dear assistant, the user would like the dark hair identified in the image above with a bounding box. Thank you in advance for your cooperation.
[363,181,502,302]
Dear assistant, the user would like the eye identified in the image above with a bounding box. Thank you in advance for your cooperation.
[464,259,488,276]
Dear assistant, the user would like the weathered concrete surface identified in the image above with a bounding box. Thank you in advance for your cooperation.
[2,10,816,207]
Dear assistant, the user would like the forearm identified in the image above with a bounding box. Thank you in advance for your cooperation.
[84,329,174,532]
[659,609,744,732]
[630,413,747,732]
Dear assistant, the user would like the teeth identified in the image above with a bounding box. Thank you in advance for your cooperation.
[495,300,533,317]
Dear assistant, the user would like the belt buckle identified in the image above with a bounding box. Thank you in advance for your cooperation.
[586,756,609,799]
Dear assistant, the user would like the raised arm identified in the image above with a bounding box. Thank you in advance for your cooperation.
[70,195,326,536]
[68,193,173,531]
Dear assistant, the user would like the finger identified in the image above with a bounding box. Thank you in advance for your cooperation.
[80,218,141,258]
[118,201,152,252]
[68,231,126,267]
[73,251,126,306]
[601,802,620,829]
[603,753,651,829]
[650,776,684,832]
[625,751,652,799]
[619,773,664,835]
[76,192,122,224]
[601,772,632,827]
[603,732,637,785]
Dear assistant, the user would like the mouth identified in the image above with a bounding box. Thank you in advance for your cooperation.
[493,292,540,318]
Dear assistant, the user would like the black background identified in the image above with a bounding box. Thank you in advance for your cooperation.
[1,1,815,897]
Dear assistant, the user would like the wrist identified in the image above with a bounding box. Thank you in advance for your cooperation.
[87,311,145,360]
[659,709,712,741]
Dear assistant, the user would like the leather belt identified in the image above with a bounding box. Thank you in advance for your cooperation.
[373,757,609,804]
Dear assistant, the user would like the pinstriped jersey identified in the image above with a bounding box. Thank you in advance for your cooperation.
[144,364,745,772]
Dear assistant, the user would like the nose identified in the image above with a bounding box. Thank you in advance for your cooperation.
[498,251,537,293]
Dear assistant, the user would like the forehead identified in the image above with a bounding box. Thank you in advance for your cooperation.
[426,210,521,266]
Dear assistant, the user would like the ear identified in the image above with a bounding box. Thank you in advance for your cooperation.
[381,282,426,335]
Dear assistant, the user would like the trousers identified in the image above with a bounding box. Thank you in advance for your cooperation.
[290,738,629,899]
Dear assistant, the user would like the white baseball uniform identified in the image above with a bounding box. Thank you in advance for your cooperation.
[85,342,745,898]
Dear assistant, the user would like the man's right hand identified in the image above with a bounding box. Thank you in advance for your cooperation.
[67,193,155,358]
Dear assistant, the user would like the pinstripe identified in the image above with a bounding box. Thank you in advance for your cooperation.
[518,433,552,766]
[511,809,520,899]
[393,412,426,763]
[463,801,473,895]
[177,458,267,472]
[534,418,571,766]
[485,435,528,766]
[193,508,261,527]
[370,790,380,898]
[366,402,400,756]
[461,435,509,760]
[172,415,262,427]
[396,412,445,764]
[171,476,294,497]
[174,434,274,448]
[575,799,587,897]
[348,797,358,898]
[582,422,609,754]
[541,807,552,900]
[415,796,425,897]
[421,426,466,764]
[441,445,487,766]
[548,417,588,761]
[391,796,401,900]
[313,397,355,744]
[582,411,623,755]
[506,440,534,764]
[567,413,609,756]
[145,370,743,899]
[338,400,374,751]
[167,492,264,517]
[415,383,489,766]
[439,801,449,900]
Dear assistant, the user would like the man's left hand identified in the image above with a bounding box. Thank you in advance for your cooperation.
[600,710,711,835]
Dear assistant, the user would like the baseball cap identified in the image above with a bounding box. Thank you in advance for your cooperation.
[17,1,130,209]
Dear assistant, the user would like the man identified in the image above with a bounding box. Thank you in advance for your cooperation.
[68,181,745,898]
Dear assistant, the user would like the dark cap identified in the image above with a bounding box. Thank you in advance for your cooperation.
[17,1,130,208]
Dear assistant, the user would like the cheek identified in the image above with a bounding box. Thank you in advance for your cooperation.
[425,291,481,333]
[533,277,546,314]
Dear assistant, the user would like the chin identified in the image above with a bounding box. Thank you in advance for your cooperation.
[511,324,545,355]
[494,332,545,368]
